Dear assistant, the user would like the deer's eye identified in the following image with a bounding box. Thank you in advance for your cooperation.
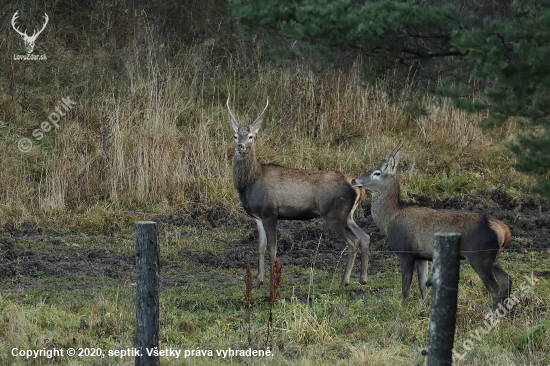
[234,135,238,139]
[248,135,253,139]
[373,171,381,177]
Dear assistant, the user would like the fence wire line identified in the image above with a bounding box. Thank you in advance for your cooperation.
[431,283,460,292]
[171,239,550,253]
[424,355,453,365]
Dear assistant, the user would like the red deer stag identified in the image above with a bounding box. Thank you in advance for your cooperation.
[228,96,369,287]
[351,141,512,310]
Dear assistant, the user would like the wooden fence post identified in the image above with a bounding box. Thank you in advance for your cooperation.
[426,232,461,366]
[135,221,160,366]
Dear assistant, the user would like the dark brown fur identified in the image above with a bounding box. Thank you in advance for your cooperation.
[228,97,369,286]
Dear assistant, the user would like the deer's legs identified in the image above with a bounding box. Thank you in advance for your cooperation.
[415,259,429,300]
[468,255,503,310]
[262,216,278,281]
[348,219,370,284]
[493,262,512,304]
[399,256,415,300]
[341,232,358,287]
[325,216,358,287]
[255,219,267,286]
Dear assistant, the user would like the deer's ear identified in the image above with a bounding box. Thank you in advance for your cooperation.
[231,118,240,133]
[250,118,263,135]
[393,150,401,167]
[387,150,401,173]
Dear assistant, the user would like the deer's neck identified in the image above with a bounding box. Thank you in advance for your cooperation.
[232,148,262,192]
[371,176,403,236]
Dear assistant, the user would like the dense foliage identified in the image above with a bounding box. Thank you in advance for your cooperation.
[448,0,550,196]
[230,0,472,61]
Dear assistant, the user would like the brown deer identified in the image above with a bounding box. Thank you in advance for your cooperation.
[228,96,370,287]
[351,141,512,310]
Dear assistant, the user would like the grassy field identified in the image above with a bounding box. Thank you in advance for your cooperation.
[0,213,548,365]
[1,2,549,365]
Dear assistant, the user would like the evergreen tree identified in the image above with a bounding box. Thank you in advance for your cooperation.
[445,0,550,196]
[229,0,472,63]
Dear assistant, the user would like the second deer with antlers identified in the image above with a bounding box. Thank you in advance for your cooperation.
[351,141,512,309]
[227,96,370,287]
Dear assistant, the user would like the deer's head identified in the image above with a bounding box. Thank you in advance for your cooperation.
[352,140,403,191]
[227,96,269,155]
[11,11,49,54]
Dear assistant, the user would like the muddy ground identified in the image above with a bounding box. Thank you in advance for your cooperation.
[169,189,550,278]
[1,189,550,287]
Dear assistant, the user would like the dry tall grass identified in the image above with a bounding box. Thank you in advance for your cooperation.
[0,12,528,226]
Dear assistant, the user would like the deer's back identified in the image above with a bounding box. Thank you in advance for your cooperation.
[241,164,359,220]
[388,206,507,257]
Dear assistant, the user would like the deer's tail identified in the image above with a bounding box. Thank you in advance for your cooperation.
[489,217,511,256]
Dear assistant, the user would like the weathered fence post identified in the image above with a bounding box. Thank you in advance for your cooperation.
[135,221,160,366]
[426,232,461,366]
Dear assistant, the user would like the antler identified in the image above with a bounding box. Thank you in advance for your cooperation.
[252,97,269,126]
[31,13,49,39]
[11,12,48,40]
[385,139,404,160]
[227,95,269,127]
[11,11,26,37]
[226,94,238,123]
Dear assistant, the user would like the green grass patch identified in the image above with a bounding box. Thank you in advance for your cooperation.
[2,233,548,365]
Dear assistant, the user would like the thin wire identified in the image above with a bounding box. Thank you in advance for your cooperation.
[171,239,549,253]
[161,229,548,252]
[431,283,459,292]
[425,355,453,365]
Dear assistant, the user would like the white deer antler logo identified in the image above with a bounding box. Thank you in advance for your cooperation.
[11,11,49,54]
